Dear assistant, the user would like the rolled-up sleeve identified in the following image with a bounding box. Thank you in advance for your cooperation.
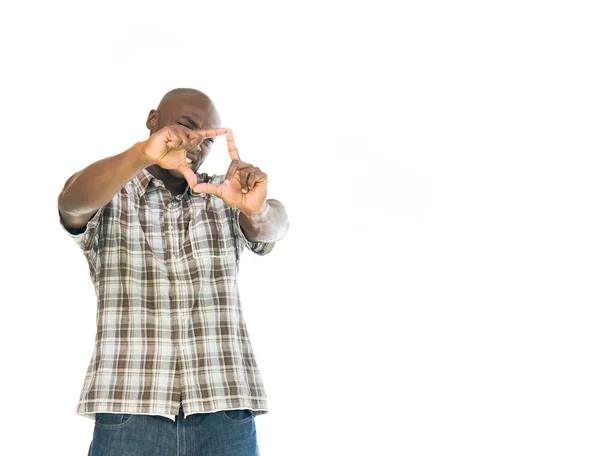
[58,207,103,253]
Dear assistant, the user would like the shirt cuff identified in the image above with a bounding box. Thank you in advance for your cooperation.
[58,207,103,251]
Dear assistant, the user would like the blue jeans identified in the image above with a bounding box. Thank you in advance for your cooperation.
[87,403,260,456]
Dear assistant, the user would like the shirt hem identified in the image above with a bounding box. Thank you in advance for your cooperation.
[75,402,268,423]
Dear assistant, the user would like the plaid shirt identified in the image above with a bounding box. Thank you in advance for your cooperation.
[59,168,281,422]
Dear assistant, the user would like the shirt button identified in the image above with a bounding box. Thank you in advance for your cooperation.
[168,225,174,231]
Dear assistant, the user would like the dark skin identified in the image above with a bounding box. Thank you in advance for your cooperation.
[58,88,288,242]
[145,89,221,196]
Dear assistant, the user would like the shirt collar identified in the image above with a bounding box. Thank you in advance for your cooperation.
[132,168,210,198]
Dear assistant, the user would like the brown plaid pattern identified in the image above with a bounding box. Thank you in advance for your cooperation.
[59,168,277,422]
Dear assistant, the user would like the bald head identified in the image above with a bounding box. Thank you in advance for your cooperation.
[147,87,221,135]
[157,88,212,111]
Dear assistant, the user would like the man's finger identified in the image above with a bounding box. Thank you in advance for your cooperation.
[226,129,240,161]
[165,132,184,150]
[187,134,204,151]
[192,182,222,197]
[247,171,267,191]
[238,167,262,193]
[178,165,197,190]
[178,134,192,150]
[192,127,228,139]
[225,159,240,184]
[224,160,253,184]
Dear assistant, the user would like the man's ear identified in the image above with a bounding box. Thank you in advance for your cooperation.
[146,109,160,132]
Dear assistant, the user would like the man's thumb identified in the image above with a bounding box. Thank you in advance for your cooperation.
[192,182,221,196]
[180,166,197,190]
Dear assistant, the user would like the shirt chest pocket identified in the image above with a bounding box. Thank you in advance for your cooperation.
[188,200,237,260]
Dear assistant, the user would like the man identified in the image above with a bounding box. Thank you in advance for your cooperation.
[58,88,289,456]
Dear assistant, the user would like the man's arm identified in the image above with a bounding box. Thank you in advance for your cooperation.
[190,129,289,244]
[58,143,152,230]
[238,199,289,243]
[58,125,226,231]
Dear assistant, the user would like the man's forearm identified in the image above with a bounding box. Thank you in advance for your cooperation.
[59,142,151,216]
[239,199,289,243]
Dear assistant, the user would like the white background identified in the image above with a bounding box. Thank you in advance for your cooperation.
[1,1,599,455]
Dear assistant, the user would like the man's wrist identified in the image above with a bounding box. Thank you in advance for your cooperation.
[241,200,271,220]
[128,142,153,169]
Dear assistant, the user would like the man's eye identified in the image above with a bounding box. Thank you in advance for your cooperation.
[176,122,192,129]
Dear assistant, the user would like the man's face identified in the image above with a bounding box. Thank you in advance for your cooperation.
[146,93,221,180]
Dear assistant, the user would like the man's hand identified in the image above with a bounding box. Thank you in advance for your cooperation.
[140,125,227,189]
[192,129,268,216]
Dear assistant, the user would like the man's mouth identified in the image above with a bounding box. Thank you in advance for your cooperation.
[186,152,199,167]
